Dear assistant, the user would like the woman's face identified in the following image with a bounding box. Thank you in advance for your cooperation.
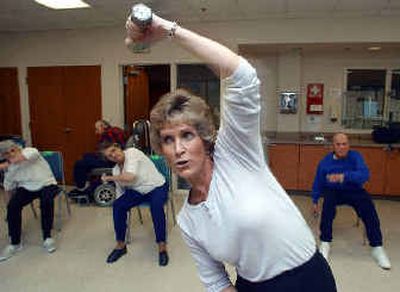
[159,123,209,182]
[103,145,124,164]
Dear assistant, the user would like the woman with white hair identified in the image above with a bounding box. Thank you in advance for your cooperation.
[0,140,59,262]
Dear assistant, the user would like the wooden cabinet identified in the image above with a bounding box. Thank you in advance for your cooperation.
[384,148,400,195]
[266,143,400,196]
[298,145,331,191]
[267,144,299,190]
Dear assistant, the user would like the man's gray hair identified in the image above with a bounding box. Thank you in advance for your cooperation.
[0,140,20,158]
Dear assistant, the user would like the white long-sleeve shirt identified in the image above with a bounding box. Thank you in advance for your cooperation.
[112,147,165,198]
[3,147,56,192]
[177,58,316,292]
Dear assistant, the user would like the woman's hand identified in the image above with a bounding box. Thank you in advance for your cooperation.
[312,203,320,218]
[125,13,173,48]
[101,173,112,183]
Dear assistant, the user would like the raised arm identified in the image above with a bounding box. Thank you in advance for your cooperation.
[125,8,240,79]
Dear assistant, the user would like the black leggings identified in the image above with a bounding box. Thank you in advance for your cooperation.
[7,185,59,244]
[236,251,337,292]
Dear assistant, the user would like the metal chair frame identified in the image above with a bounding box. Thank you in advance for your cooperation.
[40,151,72,231]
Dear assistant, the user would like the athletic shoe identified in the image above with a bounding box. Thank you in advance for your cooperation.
[43,238,57,253]
[319,241,331,260]
[371,246,391,270]
[0,244,23,262]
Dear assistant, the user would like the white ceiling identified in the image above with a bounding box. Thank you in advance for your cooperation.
[1,0,400,33]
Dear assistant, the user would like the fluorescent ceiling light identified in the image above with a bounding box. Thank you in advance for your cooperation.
[34,0,90,10]
[367,46,382,51]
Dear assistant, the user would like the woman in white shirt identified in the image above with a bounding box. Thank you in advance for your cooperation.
[0,140,58,262]
[100,142,169,266]
[126,8,337,292]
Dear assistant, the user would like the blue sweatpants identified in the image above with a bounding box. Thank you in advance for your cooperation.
[112,183,168,243]
[320,188,383,246]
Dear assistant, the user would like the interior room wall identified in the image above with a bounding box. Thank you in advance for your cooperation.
[300,50,400,133]
[0,16,400,142]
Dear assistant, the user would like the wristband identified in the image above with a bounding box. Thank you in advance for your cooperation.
[168,22,179,38]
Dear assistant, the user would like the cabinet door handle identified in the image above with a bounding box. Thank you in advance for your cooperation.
[63,127,72,133]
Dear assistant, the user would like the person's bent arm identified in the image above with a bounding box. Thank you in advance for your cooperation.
[125,13,240,79]
[180,229,233,291]
[311,162,324,205]
[343,152,369,185]
[311,161,325,215]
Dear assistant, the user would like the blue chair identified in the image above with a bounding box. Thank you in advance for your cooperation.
[126,155,176,243]
[41,151,72,231]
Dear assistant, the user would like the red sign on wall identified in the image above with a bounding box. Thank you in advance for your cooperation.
[306,83,324,114]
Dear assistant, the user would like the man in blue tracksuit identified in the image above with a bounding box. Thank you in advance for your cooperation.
[312,132,391,270]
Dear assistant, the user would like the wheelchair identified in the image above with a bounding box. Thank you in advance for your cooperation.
[70,167,117,207]
[89,168,117,207]
[77,119,151,207]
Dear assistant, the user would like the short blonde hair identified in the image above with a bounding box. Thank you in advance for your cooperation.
[150,89,216,155]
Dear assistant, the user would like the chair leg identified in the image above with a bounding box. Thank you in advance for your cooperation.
[354,216,360,227]
[64,191,72,216]
[137,207,144,225]
[55,191,72,232]
[169,196,177,226]
[354,214,367,245]
[30,202,38,219]
[126,210,132,244]
[56,193,62,231]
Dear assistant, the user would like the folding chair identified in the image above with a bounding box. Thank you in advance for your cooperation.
[126,155,176,244]
[312,205,367,246]
[41,151,72,231]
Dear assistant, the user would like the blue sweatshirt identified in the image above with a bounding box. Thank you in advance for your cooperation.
[311,150,370,204]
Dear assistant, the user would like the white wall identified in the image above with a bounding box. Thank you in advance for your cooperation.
[1,15,400,141]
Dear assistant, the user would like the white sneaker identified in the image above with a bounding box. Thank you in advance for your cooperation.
[0,244,23,262]
[319,241,331,260]
[43,238,56,253]
[371,246,391,270]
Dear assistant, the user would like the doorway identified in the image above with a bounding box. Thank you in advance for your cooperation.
[0,68,22,136]
[123,64,170,133]
[28,65,102,183]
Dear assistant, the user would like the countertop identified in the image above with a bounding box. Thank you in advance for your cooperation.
[263,132,400,148]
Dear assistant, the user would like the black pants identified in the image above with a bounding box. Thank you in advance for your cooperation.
[320,188,383,246]
[236,251,336,292]
[7,185,59,245]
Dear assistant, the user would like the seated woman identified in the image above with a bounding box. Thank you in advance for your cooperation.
[0,140,59,262]
[99,141,169,266]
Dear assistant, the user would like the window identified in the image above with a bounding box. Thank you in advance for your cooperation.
[342,69,386,129]
[177,64,220,126]
[389,69,400,122]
